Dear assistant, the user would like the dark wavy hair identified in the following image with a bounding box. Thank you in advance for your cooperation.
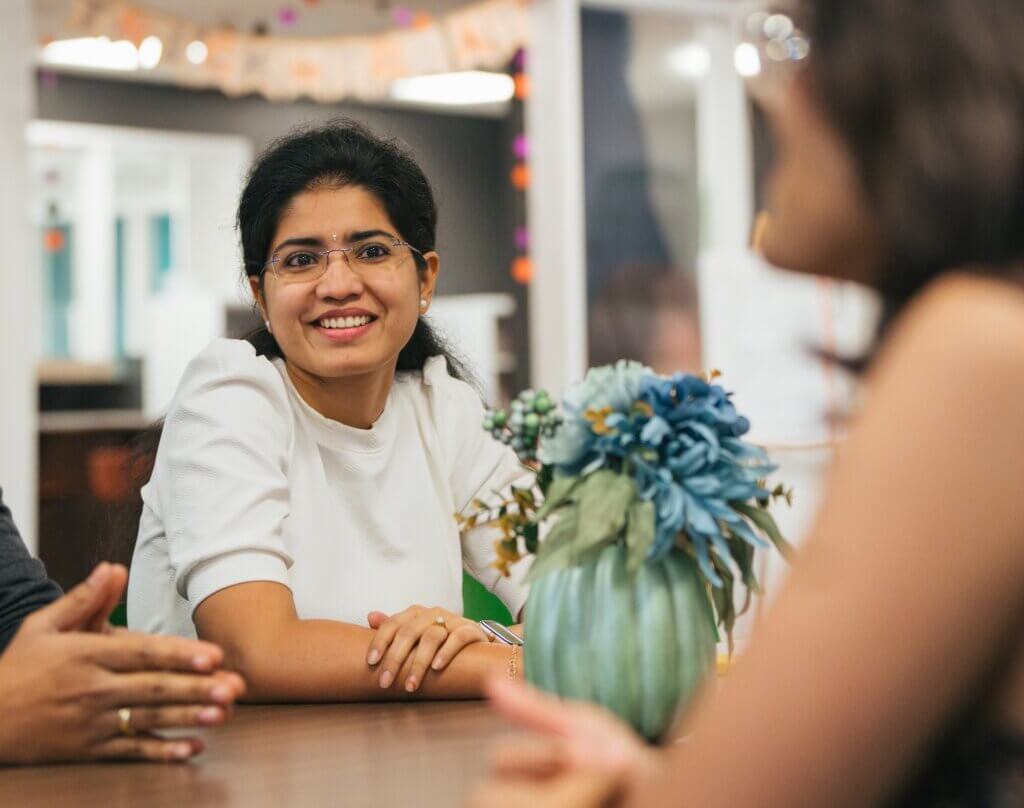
[239,118,469,379]
[794,0,1019,366]
[799,0,1024,344]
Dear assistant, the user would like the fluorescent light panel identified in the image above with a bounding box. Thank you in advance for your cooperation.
[668,42,710,79]
[390,71,515,106]
[42,37,141,71]
[137,36,163,70]
[734,42,762,77]
[41,36,163,72]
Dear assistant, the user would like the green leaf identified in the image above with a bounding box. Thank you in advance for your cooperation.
[527,507,579,581]
[527,539,608,583]
[536,475,582,520]
[732,501,796,560]
[733,535,759,617]
[575,470,637,552]
[536,464,554,496]
[523,522,539,554]
[702,584,721,643]
[710,557,737,654]
[731,534,760,593]
[512,486,536,508]
[625,500,655,573]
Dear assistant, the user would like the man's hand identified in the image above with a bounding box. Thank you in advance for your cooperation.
[0,563,245,764]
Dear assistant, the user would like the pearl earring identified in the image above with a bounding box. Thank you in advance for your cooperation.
[265,320,272,333]
[420,298,428,310]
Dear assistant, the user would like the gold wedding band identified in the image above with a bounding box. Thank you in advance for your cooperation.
[117,707,135,737]
[433,616,447,630]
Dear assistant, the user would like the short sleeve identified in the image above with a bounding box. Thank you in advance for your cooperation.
[424,358,532,619]
[150,339,294,612]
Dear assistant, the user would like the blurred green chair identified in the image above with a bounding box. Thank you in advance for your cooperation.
[463,573,513,625]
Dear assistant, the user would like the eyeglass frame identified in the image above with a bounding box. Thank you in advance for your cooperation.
[259,236,427,282]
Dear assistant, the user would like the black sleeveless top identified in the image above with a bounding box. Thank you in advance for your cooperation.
[888,728,1024,807]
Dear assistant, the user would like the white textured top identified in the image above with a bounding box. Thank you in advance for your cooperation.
[127,339,530,638]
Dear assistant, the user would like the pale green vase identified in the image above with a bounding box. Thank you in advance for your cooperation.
[523,543,718,741]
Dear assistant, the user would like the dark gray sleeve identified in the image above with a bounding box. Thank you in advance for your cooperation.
[0,488,63,654]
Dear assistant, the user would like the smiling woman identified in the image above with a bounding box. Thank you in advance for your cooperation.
[126,120,529,702]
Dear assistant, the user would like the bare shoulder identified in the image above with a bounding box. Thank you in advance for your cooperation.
[872,272,1024,391]
[844,272,1024,567]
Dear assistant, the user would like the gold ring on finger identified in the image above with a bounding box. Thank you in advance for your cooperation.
[434,616,448,630]
[117,707,135,737]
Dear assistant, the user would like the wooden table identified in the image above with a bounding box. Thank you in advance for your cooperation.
[0,702,513,807]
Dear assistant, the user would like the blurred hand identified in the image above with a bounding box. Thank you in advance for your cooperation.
[366,605,490,692]
[482,678,658,784]
[0,563,245,764]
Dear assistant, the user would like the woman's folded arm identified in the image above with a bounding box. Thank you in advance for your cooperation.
[193,580,513,702]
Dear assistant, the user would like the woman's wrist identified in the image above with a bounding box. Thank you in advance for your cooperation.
[444,641,522,693]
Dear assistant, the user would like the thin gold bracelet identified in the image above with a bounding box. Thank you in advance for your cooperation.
[507,644,519,680]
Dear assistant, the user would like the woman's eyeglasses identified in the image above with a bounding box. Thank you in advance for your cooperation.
[262,237,424,283]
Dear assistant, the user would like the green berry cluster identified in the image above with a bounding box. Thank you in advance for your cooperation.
[484,389,560,463]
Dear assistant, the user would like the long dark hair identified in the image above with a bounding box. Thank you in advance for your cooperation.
[800,0,1024,349]
[239,117,469,378]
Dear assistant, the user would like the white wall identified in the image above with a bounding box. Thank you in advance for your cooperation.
[0,0,37,550]
[428,294,517,404]
[526,0,589,398]
[695,20,753,251]
[69,144,116,360]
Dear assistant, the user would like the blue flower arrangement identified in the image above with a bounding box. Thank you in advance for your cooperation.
[458,361,793,641]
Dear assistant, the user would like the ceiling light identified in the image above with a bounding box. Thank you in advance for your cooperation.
[41,37,139,71]
[138,36,163,70]
[734,42,762,77]
[763,14,795,41]
[668,42,710,80]
[390,71,515,106]
[186,40,208,65]
[788,35,810,61]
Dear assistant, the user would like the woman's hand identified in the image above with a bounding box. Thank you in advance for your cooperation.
[481,677,658,784]
[366,605,490,692]
[467,679,658,807]
[0,563,245,764]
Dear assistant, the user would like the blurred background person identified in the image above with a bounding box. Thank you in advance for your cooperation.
[588,263,701,374]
